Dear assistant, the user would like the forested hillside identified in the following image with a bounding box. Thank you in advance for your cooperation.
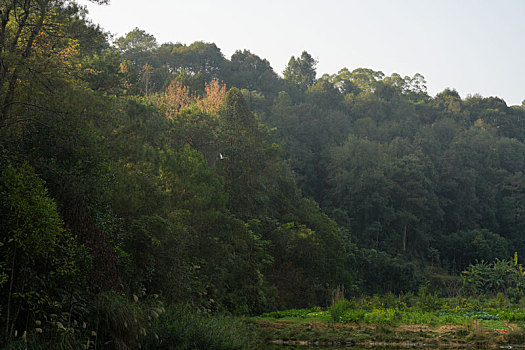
[1,1,525,348]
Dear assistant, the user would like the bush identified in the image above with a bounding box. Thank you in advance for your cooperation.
[143,305,255,350]
[417,286,443,311]
[0,161,88,346]
[363,308,398,325]
[339,309,367,323]
[462,258,525,298]
[330,300,353,323]
[92,292,152,349]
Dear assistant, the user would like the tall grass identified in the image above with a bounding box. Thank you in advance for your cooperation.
[330,285,350,322]
[142,304,256,350]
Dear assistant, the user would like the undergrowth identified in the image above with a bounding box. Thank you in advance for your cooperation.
[257,294,525,329]
[142,305,256,350]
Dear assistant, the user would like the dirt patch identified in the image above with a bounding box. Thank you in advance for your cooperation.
[396,324,433,332]
[394,324,465,333]
[332,322,374,330]
[436,325,465,333]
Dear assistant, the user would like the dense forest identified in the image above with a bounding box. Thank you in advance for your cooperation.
[1,1,525,348]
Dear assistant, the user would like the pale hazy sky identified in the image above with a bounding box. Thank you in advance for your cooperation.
[78,0,525,106]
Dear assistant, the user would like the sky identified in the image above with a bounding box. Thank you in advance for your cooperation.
[78,0,525,106]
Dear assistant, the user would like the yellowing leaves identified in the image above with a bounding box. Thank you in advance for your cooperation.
[196,80,227,114]
[32,30,82,74]
[158,78,226,118]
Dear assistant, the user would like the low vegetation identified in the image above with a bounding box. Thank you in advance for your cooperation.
[251,293,525,347]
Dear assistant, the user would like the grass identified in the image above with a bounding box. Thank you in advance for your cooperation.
[256,307,516,327]
[249,296,525,347]
[142,305,257,350]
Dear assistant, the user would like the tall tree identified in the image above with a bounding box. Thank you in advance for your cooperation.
[0,0,108,123]
[283,51,317,89]
[217,88,279,218]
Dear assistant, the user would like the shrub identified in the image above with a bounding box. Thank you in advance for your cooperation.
[462,258,525,298]
[92,292,151,349]
[143,305,255,350]
[330,300,353,323]
[339,309,367,323]
[364,308,398,325]
[0,162,88,345]
[417,286,443,311]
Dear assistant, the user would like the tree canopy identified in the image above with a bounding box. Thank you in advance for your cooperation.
[1,10,525,347]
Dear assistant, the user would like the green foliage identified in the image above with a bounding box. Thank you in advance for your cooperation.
[143,305,255,350]
[91,292,153,349]
[354,248,418,294]
[462,259,525,298]
[0,160,86,337]
[283,51,317,89]
[497,309,525,322]
[260,308,313,319]
[229,50,283,96]
[217,89,269,214]
[363,308,399,325]
[257,295,525,330]
[330,300,353,323]
[338,309,367,323]
[124,214,190,301]
[4,2,525,346]
[417,286,443,311]
[439,228,510,273]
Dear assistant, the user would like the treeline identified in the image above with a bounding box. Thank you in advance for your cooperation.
[112,29,525,279]
[1,0,525,347]
[0,3,347,346]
